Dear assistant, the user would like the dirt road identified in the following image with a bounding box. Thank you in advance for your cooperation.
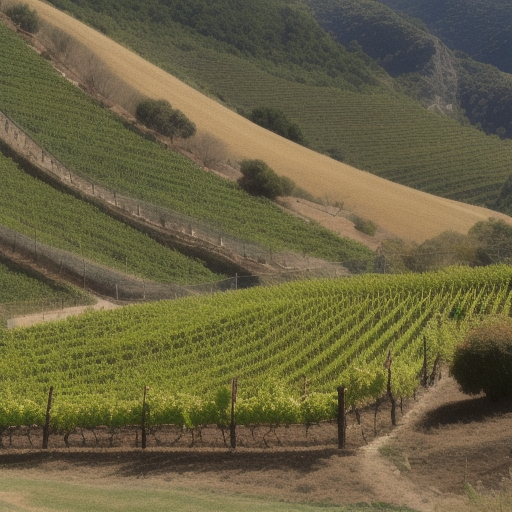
[7,298,121,329]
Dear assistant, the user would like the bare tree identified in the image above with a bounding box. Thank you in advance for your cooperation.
[40,23,74,60]
[190,132,228,169]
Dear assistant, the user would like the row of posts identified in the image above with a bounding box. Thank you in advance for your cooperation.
[38,381,348,450]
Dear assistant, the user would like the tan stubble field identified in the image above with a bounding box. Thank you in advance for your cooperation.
[22,0,512,243]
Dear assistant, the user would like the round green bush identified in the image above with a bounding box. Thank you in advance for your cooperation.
[450,316,512,401]
[6,4,40,33]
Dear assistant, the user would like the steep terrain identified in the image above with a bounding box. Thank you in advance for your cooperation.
[305,0,512,138]
[377,0,512,74]
[19,0,512,209]
[14,0,512,243]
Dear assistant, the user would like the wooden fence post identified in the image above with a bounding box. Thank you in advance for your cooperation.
[337,386,346,449]
[385,350,396,426]
[230,378,238,449]
[141,386,149,449]
[302,375,308,399]
[422,335,428,387]
[42,386,54,449]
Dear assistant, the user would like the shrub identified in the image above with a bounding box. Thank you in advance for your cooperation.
[238,159,295,200]
[248,107,307,146]
[6,3,39,33]
[189,132,227,168]
[450,316,512,401]
[350,214,377,236]
[135,98,196,142]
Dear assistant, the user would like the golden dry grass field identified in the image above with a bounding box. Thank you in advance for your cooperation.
[23,0,512,243]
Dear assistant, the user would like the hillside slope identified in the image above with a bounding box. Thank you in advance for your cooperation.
[21,0,512,208]
[19,0,512,242]
[377,0,512,74]
[305,0,512,139]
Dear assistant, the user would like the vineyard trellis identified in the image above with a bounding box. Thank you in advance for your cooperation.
[1,265,512,447]
[0,28,373,264]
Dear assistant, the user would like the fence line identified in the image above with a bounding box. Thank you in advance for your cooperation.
[0,222,368,326]
[0,110,369,273]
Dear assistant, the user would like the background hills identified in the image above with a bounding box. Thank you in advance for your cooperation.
[377,0,512,74]
[0,0,511,311]
[305,0,512,139]
[35,0,512,211]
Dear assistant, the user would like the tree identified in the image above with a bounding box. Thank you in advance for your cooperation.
[248,107,306,145]
[450,316,512,401]
[238,159,295,200]
[190,133,228,168]
[6,3,40,33]
[468,218,512,264]
[135,98,196,142]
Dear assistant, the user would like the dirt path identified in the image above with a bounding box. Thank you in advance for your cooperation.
[7,298,121,329]
[357,378,456,512]
[20,0,512,243]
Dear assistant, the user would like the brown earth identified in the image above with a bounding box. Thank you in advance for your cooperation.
[6,298,120,329]
[2,376,512,511]
[19,0,512,243]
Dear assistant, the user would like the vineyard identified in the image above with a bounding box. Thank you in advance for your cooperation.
[0,21,371,263]
[1,265,511,435]
[33,0,512,207]
[0,259,93,326]
[0,152,222,285]
[187,55,512,206]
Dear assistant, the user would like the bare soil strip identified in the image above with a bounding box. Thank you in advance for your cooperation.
[7,298,119,329]
[19,0,512,242]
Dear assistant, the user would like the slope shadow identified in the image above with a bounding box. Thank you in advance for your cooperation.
[0,448,354,477]
[417,394,512,431]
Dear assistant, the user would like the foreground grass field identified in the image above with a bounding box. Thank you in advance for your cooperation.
[0,475,418,512]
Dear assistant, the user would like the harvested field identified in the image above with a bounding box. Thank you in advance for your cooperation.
[20,0,512,243]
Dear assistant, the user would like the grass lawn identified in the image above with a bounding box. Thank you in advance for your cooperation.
[0,476,418,512]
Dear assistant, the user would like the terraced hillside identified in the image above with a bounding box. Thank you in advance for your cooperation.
[0,152,224,285]
[1,265,511,429]
[22,0,512,208]
[0,20,372,269]
[0,258,93,326]
[16,0,512,243]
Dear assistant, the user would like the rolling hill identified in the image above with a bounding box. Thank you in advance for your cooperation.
[305,0,512,139]
[1,264,511,428]
[0,17,373,275]
[24,0,512,208]
[13,0,512,243]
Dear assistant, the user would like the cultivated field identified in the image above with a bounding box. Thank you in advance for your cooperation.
[2,265,511,432]
[0,152,221,285]
[0,19,372,266]
[21,0,512,242]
